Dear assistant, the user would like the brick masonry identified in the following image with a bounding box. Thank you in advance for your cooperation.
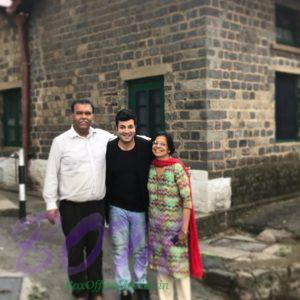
[0,0,300,205]
[0,14,21,84]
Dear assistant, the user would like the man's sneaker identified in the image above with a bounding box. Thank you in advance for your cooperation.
[120,289,132,300]
[135,288,151,300]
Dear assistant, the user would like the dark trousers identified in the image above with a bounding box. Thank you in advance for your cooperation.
[59,200,105,297]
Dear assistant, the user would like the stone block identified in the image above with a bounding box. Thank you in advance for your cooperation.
[191,170,210,212]
[0,198,18,216]
[263,244,291,257]
[29,159,48,192]
[208,178,231,211]
[251,269,281,300]
[288,281,300,299]
[274,267,288,281]
[191,170,231,213]
[204,268,235,291]
[269,229,294,242]
[180,79,206,90]
[236,271,255,289]
[256,229,277,244]
[289,263,300,281]
[0,158,18,186]
[235,289,255,300]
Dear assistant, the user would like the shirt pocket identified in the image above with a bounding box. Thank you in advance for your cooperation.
[61,155,78,174]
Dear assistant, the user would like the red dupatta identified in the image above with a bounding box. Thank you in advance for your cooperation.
[152,158,204,279]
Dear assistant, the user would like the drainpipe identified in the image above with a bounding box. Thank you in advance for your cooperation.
[14,13,30,176]
[6,1,30,175]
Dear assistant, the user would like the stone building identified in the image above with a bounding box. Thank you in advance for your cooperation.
[0,0,299,211]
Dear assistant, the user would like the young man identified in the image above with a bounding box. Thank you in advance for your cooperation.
[105,109,152,300]
[43,99,114,300]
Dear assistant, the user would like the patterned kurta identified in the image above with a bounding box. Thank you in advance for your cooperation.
[147,163,192,278]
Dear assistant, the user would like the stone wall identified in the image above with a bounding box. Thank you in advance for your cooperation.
[199,0,300,204]
[0,12,21,86]
[28,0,213,160]
[0,0,299,205]
[205,263,300,300]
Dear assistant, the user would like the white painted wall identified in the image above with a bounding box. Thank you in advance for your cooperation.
[0,157,19,186]
[29,159,47,192]
[191,170,232,213]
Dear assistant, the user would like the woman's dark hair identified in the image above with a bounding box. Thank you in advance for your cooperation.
[152,131,175,155]
[115,109,137,126]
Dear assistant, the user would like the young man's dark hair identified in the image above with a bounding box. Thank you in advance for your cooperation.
[115,109,137,126]
[71,99,95,113]
[152,131,176,155]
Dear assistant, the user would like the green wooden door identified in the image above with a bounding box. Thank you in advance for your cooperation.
[128,76,165,137]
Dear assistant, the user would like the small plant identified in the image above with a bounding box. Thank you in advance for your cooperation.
[275,246,290,257]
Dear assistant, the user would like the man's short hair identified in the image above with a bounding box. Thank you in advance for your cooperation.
[71,99,95,113]
[115,109,137,126]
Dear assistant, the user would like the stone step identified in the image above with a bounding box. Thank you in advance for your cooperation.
[195,191,300,237]
[0,197,18,217]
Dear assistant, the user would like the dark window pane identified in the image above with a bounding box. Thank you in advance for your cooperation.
[149,89,161,134]
[275,73,298,140]
[2,88,21,146]
[150,89,161,105]
[8,127,15,143]
[136,91,147,106]
[138,126,147,136]
[137,107,147,124]
[136,91,148,134]
[276,5,298,46]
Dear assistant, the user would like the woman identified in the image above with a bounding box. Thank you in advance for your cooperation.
[147,132,203,300]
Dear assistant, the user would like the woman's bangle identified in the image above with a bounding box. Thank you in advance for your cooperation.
[180,229,188,235]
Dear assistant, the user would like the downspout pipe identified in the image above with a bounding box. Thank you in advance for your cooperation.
[6,1,30,176]
[14,13,30,176]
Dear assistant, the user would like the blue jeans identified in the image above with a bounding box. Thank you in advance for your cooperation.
[109,205,148,292]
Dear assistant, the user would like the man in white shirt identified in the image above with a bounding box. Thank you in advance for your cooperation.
[43,99,114,300]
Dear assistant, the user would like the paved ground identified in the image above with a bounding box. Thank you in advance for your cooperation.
[200,196,300,299]
[2,189,299,299]
[0,189,228,300]
[234,197,300,237]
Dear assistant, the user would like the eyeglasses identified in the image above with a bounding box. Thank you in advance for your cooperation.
[152,141,167,147]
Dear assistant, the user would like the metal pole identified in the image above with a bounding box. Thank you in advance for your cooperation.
[18,148,26,220]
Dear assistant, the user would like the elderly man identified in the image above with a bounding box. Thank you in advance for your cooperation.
[43,99,114,300]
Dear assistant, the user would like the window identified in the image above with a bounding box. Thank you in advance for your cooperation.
[128,76,165,136]
[275,73,300,141]
[276,5,300,47]
[2,88,22,147]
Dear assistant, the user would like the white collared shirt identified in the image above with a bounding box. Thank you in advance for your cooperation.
[43,126,115,210]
